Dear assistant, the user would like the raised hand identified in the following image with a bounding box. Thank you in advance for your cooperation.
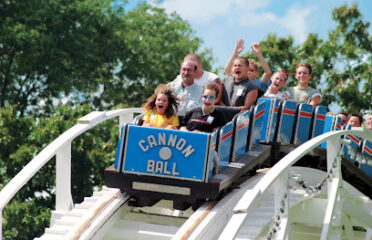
[234,38,245,55]
[251,43,261,55]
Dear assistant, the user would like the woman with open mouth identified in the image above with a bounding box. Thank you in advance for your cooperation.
[180,83,227,133]
[263,69,290,99]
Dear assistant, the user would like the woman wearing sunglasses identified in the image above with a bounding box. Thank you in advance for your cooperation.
[180,83,227,132]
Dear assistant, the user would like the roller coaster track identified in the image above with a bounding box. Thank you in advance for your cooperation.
[0,108,371,240]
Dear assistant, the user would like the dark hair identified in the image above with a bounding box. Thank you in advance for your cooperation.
[203,83,220,98]
[143,84,179,118]
[234,56,249,66]
[296,62,312,75]
[347,112,363,125]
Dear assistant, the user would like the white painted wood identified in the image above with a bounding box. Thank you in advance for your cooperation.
[56,141,74,212]
[218,128,371,240]
[0,108,141,238]
[182,173,265,240]
[1,112,371,239]
[0,209,2,240]
[78,112,106,125]
[321,179,341,240]
[342,201,372,229]
[343,214,354,240]
[36,187,127,240]
[274,169,291,240]
[83,194,129,240]
[366,229,372,240]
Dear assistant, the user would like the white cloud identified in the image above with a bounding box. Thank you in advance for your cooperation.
[159,0,312,43]
[239,12,277,27]
[278,5,312,43]
[159,0,271,24]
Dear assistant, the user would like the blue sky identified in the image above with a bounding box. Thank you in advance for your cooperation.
[119,0,371,113]
[122,0,372,71]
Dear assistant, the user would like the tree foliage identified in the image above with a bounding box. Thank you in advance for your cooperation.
[98,2,206,108]
[0,1,370,239]
[322,3,372,112]
[245,3,371,113]
[0,104,119,239]
[0,1,209,238]
[0,0,127,116]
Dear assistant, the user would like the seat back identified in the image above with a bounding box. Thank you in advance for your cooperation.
[343,125,362,163]
[247,101,265,150]
[333,116,343,131]
[309,106,327,138]
[292,103,313,144]
[206,131,218,179]
[217,121,234,171]
[275,100,297,144]
[320,115,343,148]
[231,110,250,161]
[360,140,372,177]
[268,99,281,142]
[257,98,277,143]
[133,113,145,125]
[214,105,241,123]
[114,124,128,171]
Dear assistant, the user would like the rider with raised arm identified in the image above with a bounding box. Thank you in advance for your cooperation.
[225,39,272,92]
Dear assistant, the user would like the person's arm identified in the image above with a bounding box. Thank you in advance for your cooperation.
[251,43,271,85]
[310,95,321,106]
[231,89,258,111]
[282,91,290,100]
[142,121,156,127]
[141,111,155,127]
[166,115,180,129]
[224,39,245,76]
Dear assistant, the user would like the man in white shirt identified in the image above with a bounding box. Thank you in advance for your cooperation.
[183,53,219,87]
[173,53,227,105]
[168,60,203,115]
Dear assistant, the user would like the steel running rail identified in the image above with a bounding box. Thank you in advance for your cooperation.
[219,127,372,240]
[0,108,142,239]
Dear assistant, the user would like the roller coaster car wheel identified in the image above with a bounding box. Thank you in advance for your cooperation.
[172,199,205,211]
[129,196,160,208]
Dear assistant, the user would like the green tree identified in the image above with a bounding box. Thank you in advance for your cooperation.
[0,0,125,116]
[0,104,119,239]
[245,3,371,113]
[0,1,212,238]
[321,3,372,112]
[98,2,209,108]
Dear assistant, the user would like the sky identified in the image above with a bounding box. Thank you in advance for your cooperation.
[122,0,372,71]
[119,0,372,113]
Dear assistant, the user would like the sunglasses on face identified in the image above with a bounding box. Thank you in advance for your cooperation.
[202,95,215,100]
